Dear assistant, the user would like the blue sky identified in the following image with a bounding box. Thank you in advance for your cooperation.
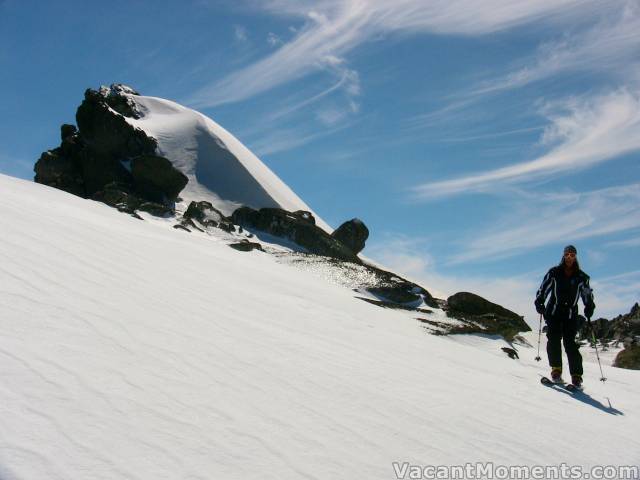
[1,0,639,323]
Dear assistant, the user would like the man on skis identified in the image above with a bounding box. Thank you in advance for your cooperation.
[534,245,595,388]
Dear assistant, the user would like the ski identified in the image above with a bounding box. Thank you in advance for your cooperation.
[540,376,564,386]
[565,383,584,393]
[540,376,583,393]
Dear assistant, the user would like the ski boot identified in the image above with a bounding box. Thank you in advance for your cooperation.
[550,367,564,384]
[569,375,583,391]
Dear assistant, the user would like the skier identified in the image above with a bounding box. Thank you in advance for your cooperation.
[534,245,595,388]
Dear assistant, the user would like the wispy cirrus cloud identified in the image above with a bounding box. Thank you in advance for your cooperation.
[187,0,606,108]
[248,120,356,156]
[605,235,640,249]
[411,88,640,199]
[447,183,640,264]
[470,3,640,96]
[405,2,640,146]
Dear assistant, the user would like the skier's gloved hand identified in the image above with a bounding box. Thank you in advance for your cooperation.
[535,301,545,315]
[584,303,595,319]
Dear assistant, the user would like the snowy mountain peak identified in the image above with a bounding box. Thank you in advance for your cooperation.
[35,84,328,230]
[124,93,329,229]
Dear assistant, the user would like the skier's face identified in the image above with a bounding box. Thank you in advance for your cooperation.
[564,252,576,267]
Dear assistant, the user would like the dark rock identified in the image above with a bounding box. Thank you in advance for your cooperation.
[182,200,236,232]
[448,292,521,319]
[501,347,519,359]
[580,302,640,343]
[584,317,611,340]
[78,150,134,197]
[91,182,140,213]
[137,201,174,217]
[445,292,531,341]
[184,201,226,227]
[99,83,142,118]
[59,129,83,158]
[613,344,640,370]
[35,84,189,216]
[91,180,173,218]
[217,222,236,233]
[60,124,77,141]
[357,297,433,314]
[368,285,421,304]
[34,148,85,197]
[130,155,188,203]
[231,206,360,263]
[293,210,316,225]
[173,224,191,232]
[362,271,439,309]
[109,83,140,96]
[76,88,156,158]
[176,217,204,233]
[331,218,369,254]
[229,240,264,252]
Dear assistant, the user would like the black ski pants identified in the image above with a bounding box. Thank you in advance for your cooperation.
[546,313,583,376]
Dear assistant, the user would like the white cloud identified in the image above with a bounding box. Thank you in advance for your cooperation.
[471,3,640,95]
[411,88,640,199]
[233,25,248,42]
[267,32,282,47]
[188,0,606,108]
[592,270,640,318]
[447,183,640,264]
[606,236,640,248]
[315,106,350,126]
[248,120,354,156]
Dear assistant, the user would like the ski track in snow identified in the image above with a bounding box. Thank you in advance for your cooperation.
[1,173,639,479]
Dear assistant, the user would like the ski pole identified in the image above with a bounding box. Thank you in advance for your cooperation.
[588,318,607,382]
[535,313,542,361]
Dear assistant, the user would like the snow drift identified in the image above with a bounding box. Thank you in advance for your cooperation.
[1,173,639,479]
[125,94,331,231]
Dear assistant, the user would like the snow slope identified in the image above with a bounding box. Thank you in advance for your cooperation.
[124,95,331,232]
[1,174,639,480]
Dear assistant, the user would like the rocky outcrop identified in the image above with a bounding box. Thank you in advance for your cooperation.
[97,84,143,118]
[610,302,640,340]
[501,347,519,359]
[34,84,187,216]
[294,210,315,225]
[614,344,640,370]
[584,303,640,371]
[581,303,640,343]
[365,269,438,308]
[229,240,264,252]
[174,200,235,233]
[331,218,369,254]
[231,206,361,263]
[33,136,86,197]
[184,201,226,227]
[33,83,532,346]
[130,155,187,204]
[444,292,531,341]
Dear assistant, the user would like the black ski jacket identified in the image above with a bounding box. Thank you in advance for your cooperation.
[535,266,595,321]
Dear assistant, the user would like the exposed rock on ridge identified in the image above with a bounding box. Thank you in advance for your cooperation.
[34,83,187,216]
